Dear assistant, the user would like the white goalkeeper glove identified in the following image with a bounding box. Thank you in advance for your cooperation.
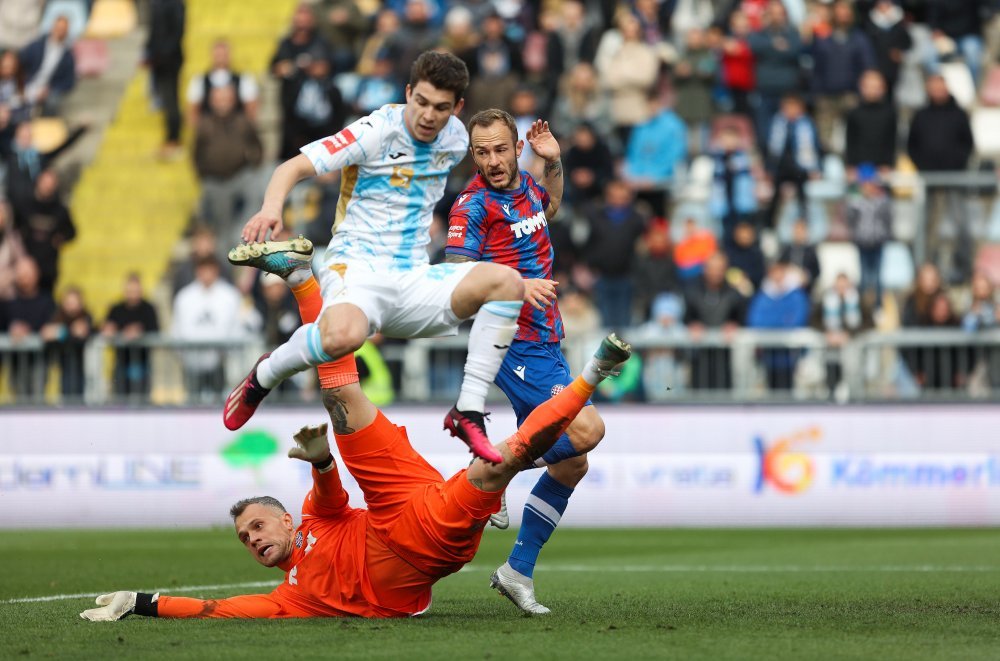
[80,591,137,621]
[288,423,335,471]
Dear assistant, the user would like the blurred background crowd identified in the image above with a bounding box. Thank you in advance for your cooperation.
[1,0,1000,406]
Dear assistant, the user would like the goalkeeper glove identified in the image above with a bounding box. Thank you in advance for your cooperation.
[80,591,159,621]
[288,423,335,471]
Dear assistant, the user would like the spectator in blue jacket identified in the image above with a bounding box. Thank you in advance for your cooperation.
[623,95,688,216]
[747,259,811,390]
[19,16,76,116]
[764,94,821,227]
[748,1,805,148]
[810,1,875,150]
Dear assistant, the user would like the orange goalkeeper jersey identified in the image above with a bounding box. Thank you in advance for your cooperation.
[157,466,432,619]
[154,412,503,619]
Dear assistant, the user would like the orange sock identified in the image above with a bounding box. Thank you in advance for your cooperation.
[291,277,322,323]
[290,276,359,388]
[506,376,593,466]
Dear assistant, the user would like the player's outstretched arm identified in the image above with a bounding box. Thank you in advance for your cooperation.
[243,154,318,243]
[526,119,563,220]
[80,591,291,620]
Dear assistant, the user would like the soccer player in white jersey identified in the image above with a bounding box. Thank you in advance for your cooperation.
[222,51,522,464]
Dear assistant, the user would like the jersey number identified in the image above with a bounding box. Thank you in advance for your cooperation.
[390,166,414,188]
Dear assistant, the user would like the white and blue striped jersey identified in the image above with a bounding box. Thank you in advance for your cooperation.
[300,104,468,272]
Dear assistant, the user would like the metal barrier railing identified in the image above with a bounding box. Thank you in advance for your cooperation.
[0,329,997,406]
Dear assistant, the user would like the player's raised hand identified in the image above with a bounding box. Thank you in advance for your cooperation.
[523,278,558,311]
[526,120,560,163]
[242,209,284,244]
[289,423,331,463]
[80,591,137,622]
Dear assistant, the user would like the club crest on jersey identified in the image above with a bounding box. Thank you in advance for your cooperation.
[510,211,548,239]
[321,129,355,155]
[294,532,304,548]
[528,188,540,205]
[432,151,451,170]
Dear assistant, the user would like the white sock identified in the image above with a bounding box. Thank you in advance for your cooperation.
[257,323,332,389]
[285,268,312,286]
[582,359,603,387]
[456,300,521,413]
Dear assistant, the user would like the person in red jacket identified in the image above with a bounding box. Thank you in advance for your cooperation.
[720,10,755,117]
[79,331,632,621]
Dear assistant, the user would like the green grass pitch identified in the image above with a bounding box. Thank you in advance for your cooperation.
[2,528,999,660]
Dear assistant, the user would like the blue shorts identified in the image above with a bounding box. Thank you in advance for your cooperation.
[494,340,593,426]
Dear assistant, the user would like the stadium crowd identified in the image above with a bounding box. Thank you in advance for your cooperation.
[2,0,1000,403]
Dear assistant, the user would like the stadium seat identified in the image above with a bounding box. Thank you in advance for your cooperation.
[971,108,1000,156]
[974,243,1000,285]
[941,61,976,109]
[674,155,713,203]
[892,199,919,243]
[83,0,137,39]
[30,117,69,153]
[74,39,110,78]
[816,241,861,291]
[879,241,916,291]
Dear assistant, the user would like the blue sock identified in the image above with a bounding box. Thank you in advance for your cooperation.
[540,432,580,465]
[508,471,574,578]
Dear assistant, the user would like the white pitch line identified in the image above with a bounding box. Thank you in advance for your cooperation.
[6,565,1000,605]
[1,581,278,605]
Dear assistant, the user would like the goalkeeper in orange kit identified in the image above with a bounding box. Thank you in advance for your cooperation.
[79,265,631,621]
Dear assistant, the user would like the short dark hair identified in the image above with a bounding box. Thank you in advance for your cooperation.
[229,496,287,521]
[409,51,469,103]
[467,108,518,146]
[194,255,220,271]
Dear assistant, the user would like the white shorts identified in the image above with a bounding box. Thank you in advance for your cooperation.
[317,261,478,338]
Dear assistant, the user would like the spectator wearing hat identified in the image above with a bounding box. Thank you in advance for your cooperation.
[846,164,893,308]
[845,69,898,173]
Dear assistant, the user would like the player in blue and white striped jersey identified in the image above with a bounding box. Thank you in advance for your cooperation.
[224,52,523,465]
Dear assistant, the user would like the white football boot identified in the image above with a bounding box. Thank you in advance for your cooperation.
[490,562,550,615]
